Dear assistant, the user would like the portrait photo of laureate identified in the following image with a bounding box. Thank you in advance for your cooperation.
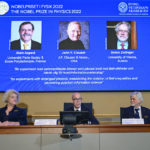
[59,21,89,50]
[10,21,41,50]
[107,21,137,50]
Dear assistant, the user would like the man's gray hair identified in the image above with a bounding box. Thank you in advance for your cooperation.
[130,91,143,102]
[2,89,20,103]
[115,21,131,33]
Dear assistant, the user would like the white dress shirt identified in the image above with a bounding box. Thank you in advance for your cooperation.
[74,107,81,111]
[134,106,142,118]
[20,40,31,50]
[117,41,128,49]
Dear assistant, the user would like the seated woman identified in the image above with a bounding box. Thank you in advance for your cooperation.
[0,89,27,126]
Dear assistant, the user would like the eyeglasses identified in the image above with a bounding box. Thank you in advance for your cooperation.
[118,30,129,33]
[72,98,82,101]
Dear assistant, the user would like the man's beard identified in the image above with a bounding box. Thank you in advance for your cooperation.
[117,35,128,42]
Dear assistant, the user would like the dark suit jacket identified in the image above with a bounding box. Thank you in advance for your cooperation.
[10,39,41,50]
[120,106,150,124]
[0,105,27,125]
[65,103,99,124]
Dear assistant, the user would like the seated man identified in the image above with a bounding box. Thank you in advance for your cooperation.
[65,92,99,124]
[120,91,150,124]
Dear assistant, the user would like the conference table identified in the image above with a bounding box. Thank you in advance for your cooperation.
[0,124,150,150]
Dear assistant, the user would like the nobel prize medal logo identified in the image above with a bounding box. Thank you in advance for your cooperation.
[118,2,128,13]
[0,1,9,15]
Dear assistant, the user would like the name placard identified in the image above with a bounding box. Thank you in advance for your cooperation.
[34,119,57,125]
[122,119,144,125]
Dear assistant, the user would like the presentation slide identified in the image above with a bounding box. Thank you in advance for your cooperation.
[0,0,150,91]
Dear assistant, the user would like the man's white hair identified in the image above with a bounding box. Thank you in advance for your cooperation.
[130,91,143,102]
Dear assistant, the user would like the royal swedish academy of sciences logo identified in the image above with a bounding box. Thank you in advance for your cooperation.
[118,2,128,13]
[0,1,9,15]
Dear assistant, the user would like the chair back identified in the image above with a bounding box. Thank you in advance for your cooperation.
[64,102,93,112]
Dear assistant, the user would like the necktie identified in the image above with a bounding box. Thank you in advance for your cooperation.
[134,108,140,118]
[23,43,28,50]
[121,43,124,49]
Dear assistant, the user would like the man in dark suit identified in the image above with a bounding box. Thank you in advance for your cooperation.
[65,92,99,124]
[107,21,131,49]
[11,21,41,50]
[120,92,150,124]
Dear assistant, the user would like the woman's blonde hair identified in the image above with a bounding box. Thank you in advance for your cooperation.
[2,89,20,103]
